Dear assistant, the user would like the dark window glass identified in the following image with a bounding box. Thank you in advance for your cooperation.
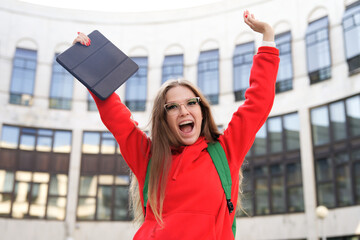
[255,166,269,215]
[287,163,304,212]
[233,42,254,101]
[198,49,219,104]
[125,57,148,111]
[244,113,303,216]
[162,54,184,84]
[306,16,331,84]
[10,48,37,105]
[270,165,285,213]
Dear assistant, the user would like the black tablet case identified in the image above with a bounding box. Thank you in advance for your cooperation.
[56,30,139,100]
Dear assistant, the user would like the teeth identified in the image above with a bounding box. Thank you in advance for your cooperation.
[179,120,193,126]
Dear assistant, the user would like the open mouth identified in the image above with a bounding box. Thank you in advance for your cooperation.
[179,120,194,133]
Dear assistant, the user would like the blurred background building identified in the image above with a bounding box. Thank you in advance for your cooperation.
[0,0,359,239]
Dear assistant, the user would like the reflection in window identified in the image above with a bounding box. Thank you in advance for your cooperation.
[253,124,267,156]
[284,113,300,150]
[243,112,303,216]
[82,132,100,154]
[270,165,285,213]
[125,57,148,111]
[0,126,19,149]
[78,131,131,221]
[268,117,283,153]
[306,16,331,84]
[275,31,293,93]
[312,95,360,208]
[198,49,219,104]
[343,1,360,73]
[255,167,269,215]
[0,125,71,220]
[87,92,97,111]
[355,160,360,204]
[346,95,360,137]
[49,54,74,110]
[287,163,304,212]
[330,102,347,141]
[311,106,330,146]
[233,42,254,101]
[162,54,184,84]
[10,48,37,106]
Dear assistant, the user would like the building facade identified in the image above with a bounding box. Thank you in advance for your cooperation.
[0,0,359,239]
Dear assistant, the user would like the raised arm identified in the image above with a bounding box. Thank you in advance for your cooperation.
[72,33,151,179]
[220,11,279,169]
[243,9,275,42]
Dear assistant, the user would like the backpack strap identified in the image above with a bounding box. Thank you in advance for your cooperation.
[142,142,236,237]
[143,159,151,215]
[207,142,236,237]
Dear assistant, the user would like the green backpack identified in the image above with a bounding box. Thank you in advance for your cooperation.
[142,141,236,238]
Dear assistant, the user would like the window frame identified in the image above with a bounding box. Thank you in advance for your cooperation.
[233,41,255,101]
[310,94,360,208]
[240,112,304,217]
[305,16,332,84]
[77,131,132,221]
[9,48,38,106]
[197,49,220,105]
[0,125,72,220]
[125,56,148,112]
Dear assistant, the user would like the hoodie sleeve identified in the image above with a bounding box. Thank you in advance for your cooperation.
[90,91,151,182]
[220,46,280,170]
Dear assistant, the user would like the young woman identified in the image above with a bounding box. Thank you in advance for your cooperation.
[75,10,279,240]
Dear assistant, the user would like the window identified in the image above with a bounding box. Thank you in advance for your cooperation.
[343,1,360,74]
[0,125,71,220]
[328,235,360,240]
[10,48,37,106]
[311,95,360,208]
[275,32,293,93]
[125,57,148,111]
[162,54,184,84]
[233,42,254,101]
[87,92,97,111]
[77,131,131,221]
[198,49,219,104]
[241,113,303,216]
[306,16,331,84]
[49,54,74,110]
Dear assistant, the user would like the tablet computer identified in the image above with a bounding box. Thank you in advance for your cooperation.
[56,30,138,100]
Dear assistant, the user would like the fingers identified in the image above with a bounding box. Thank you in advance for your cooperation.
[72,32,91,46]
[243,10,256,30]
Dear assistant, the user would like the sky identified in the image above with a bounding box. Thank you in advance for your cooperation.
[20,0,222,12]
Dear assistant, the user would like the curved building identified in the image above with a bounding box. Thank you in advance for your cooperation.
[0,0,359,239]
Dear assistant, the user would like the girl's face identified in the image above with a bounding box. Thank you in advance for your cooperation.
[165,86,203,146]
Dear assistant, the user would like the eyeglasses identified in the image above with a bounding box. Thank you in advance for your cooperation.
[164,97,201,115]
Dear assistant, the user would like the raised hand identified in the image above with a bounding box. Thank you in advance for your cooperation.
[243,10,274,42]
[72,32,91,46]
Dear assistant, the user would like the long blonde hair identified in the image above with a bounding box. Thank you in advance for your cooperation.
[130,79,242,225]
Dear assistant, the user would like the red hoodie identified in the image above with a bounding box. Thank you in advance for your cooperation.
[92,46,279,240]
